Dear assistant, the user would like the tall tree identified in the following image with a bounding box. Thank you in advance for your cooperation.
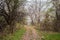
[5,0,26,24]
[0,0,26,33]
[52,0,60,31]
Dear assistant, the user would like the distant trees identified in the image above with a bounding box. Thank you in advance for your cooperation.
[24,0,41,25]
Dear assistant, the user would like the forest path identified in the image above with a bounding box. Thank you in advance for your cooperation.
[22,25,41,40]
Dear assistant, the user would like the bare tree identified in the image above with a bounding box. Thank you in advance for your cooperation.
[24,0,41,25]
[0,0,26,33]
[52,0,60,32]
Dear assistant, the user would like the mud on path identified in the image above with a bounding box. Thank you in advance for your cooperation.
[22,25,41,40]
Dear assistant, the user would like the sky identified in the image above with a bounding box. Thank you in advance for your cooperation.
[27,0,47,1]
[42,0,47,1]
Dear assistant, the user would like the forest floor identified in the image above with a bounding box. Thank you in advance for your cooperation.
[22,25,60,40]
[1,24,60,40]
[22,25,41,40]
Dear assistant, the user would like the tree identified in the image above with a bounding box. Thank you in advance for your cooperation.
[0,0,26,33]
[24,0,41,25]
[52,0,60,32]
[4,0,26,24]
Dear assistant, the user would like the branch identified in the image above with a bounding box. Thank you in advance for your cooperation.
[5,0,11,13]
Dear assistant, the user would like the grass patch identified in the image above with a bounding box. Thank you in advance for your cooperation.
[3,27,26,40]
[44,33,60,40]
[37,30,60,40]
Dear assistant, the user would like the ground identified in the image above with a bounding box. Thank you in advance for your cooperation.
[22,25,41,40]
[22,25,60,40]
[1,25,60,40]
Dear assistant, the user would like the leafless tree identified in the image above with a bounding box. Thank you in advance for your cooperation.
[0,0,26,33]
[52,0,60,32]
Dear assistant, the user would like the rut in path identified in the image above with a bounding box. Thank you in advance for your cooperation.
[22,25,41,40]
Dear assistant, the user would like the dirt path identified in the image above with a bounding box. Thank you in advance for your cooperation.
[22,25,41,40]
